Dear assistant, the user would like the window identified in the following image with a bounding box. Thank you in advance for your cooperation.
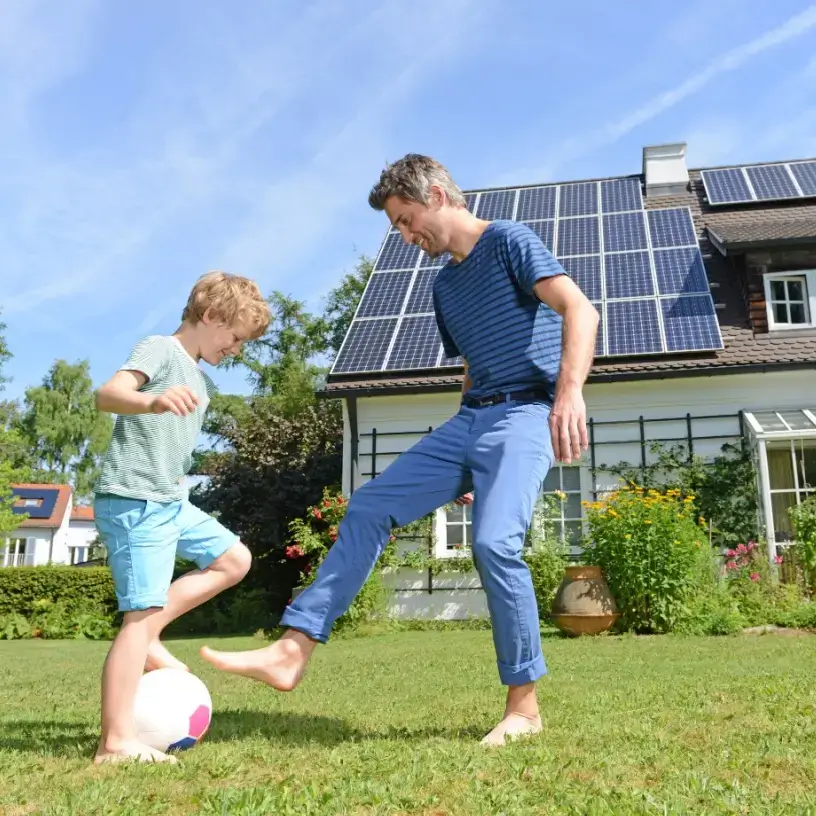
[69,546,89,565]
[21,498,41,508]
[766,439,816,542]
[1,538,30,568]
[434,464,587,556]
[764,271,816,330]
[539,465,584,549]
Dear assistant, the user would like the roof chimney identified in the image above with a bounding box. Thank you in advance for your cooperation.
[642,143,689,197]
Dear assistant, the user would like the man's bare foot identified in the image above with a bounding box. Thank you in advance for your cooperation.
[144,640,189,673]
[93,738,178,765]
[199,631,315,691]
[480,712,542,747]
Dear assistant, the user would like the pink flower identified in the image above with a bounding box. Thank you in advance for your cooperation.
[737,543,747,554]
[774,555,783,565]
[750,572,760,582]
[725,549,736,558]
[747,540,757,550]
[726,560,737,571]
[285,545,305,559]
[302,564,312,575]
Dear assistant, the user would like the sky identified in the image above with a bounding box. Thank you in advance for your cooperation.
[1,0,816,402]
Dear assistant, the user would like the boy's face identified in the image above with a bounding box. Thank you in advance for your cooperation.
[198,311,253,365]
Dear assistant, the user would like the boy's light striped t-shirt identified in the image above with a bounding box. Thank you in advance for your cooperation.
[432,220,566,401]
[95,335,216,503]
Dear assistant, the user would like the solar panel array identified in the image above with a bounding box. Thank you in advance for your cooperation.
[11,488,59,520]
[701,160,816,206]
[332,177,724,375]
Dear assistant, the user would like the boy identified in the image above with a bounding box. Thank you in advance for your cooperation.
[92,271,271,764]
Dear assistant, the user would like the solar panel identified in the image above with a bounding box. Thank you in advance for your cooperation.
[746,164,798,200]
[476,189,516,220]
[521,220,555,252]
[557,216,599,256]
[332,171,726,375]
[647,208,696,248]
[607,300,662,356]
[405,270,439,314]
[377,232,421,270]
[386,315,441,370]
[701,168,753,205]
[790,161,816,196]
[560,256,602,301]
[333,318,397,373]
[559,182,598,217]
[702,161,816,205]
[661,296,722,352]
[356,272,413,317]
[653,248,709,295]
[604,251,654,299]
[603,212,647,252]
[11,488,59,520]
[601,178,643,213]
[593,307,605,357]
[517,186,556,220]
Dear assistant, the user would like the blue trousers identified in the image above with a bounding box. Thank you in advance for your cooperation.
[281,398,555,686]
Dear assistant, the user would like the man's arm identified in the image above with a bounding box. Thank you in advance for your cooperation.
[533,274,599,464]
[96,370,200,417]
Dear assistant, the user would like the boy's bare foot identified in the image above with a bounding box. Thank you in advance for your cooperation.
[480,712,542,747]
[199,631,315,691]
[144,640,189,673]
[93,738,178,765]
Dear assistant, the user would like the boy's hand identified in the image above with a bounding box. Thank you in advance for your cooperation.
[149,386,200,416]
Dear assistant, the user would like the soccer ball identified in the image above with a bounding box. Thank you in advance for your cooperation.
[133,668,212,752]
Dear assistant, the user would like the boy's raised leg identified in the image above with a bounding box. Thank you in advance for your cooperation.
[144,542,252,672]
[95,609,177,764]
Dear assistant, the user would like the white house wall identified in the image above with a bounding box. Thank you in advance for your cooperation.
[344,369,816,620]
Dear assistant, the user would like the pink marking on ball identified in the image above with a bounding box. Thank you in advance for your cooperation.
[188,704,211,739]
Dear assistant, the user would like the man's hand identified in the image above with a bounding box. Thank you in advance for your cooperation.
[549,386,588,464]
[454,492,473,506]
[149,386,200,416]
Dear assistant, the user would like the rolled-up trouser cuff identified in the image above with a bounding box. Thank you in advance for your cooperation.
[498,652,547,686]
[280,607,329,644]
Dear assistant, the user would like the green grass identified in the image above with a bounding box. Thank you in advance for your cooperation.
[2,630,816,815]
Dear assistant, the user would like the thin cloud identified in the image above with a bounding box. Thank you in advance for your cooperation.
[505,3,816,182]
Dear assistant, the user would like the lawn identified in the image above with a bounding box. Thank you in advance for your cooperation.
[2,630,816,815]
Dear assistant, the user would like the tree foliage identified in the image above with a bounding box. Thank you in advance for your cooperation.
[322,254,374,355]
[16,360,113,498]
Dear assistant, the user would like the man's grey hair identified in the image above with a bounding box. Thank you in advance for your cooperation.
[368,153,467,211]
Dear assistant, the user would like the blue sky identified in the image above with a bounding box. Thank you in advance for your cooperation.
[2,0,815,402]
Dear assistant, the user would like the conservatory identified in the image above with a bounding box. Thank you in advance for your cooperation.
[744,410,816,563]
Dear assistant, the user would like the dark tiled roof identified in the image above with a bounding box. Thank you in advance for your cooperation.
[11,484,72,529]
[707,217,816,252]
[325,164,816,396]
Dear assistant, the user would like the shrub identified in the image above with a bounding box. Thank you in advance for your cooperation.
[0,598,115,640]
[523,496,569,619]
[0,566,116,617]
[286,489,393,632]
[582,488,714,633]
[789,495,816,592]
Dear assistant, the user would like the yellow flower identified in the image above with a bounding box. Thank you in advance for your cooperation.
[644,520,652,525]
[554,490,567,501]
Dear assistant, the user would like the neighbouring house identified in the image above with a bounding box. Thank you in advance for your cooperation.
[322,142,816,620]
[1,484,100,567]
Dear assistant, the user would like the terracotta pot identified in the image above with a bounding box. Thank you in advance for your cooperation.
[551,565,620,636]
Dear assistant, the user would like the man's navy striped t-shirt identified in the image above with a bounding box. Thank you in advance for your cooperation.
[432,220,565,401]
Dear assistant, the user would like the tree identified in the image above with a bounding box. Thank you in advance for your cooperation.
[0,310,10,396]
[323,254,374,357]
[193,397,343,611]
[16,360,113,498]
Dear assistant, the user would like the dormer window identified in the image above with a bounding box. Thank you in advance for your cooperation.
[764,271,815,330]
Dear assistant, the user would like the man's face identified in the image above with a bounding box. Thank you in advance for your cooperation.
[384,190,448,259]
[198,313,252,365]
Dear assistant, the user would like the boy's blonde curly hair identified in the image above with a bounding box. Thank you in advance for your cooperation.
[181,271,270,339]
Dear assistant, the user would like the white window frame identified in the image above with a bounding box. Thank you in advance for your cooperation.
[764,270,815,330]
[69,545,89,565]
[433,463,591,558]
[1,537,32,567]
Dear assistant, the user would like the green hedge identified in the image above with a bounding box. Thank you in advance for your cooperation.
[0,566,116,617]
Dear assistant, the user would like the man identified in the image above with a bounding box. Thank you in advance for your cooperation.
[203,154,599,746]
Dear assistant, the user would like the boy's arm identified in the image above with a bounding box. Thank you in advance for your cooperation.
[96,370,200,416]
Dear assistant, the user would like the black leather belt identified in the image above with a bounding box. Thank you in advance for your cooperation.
[462,389,552,408]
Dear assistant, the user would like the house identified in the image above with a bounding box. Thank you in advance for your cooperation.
[322,142,816,620]
[1,484,99,567]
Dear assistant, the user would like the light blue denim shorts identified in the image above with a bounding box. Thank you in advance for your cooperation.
[94,494,239,612]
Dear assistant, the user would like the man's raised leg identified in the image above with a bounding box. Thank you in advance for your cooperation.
[467,401,555,746]
[201,411,474,689]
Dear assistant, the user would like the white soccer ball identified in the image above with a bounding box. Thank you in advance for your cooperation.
[133,668,213,752]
